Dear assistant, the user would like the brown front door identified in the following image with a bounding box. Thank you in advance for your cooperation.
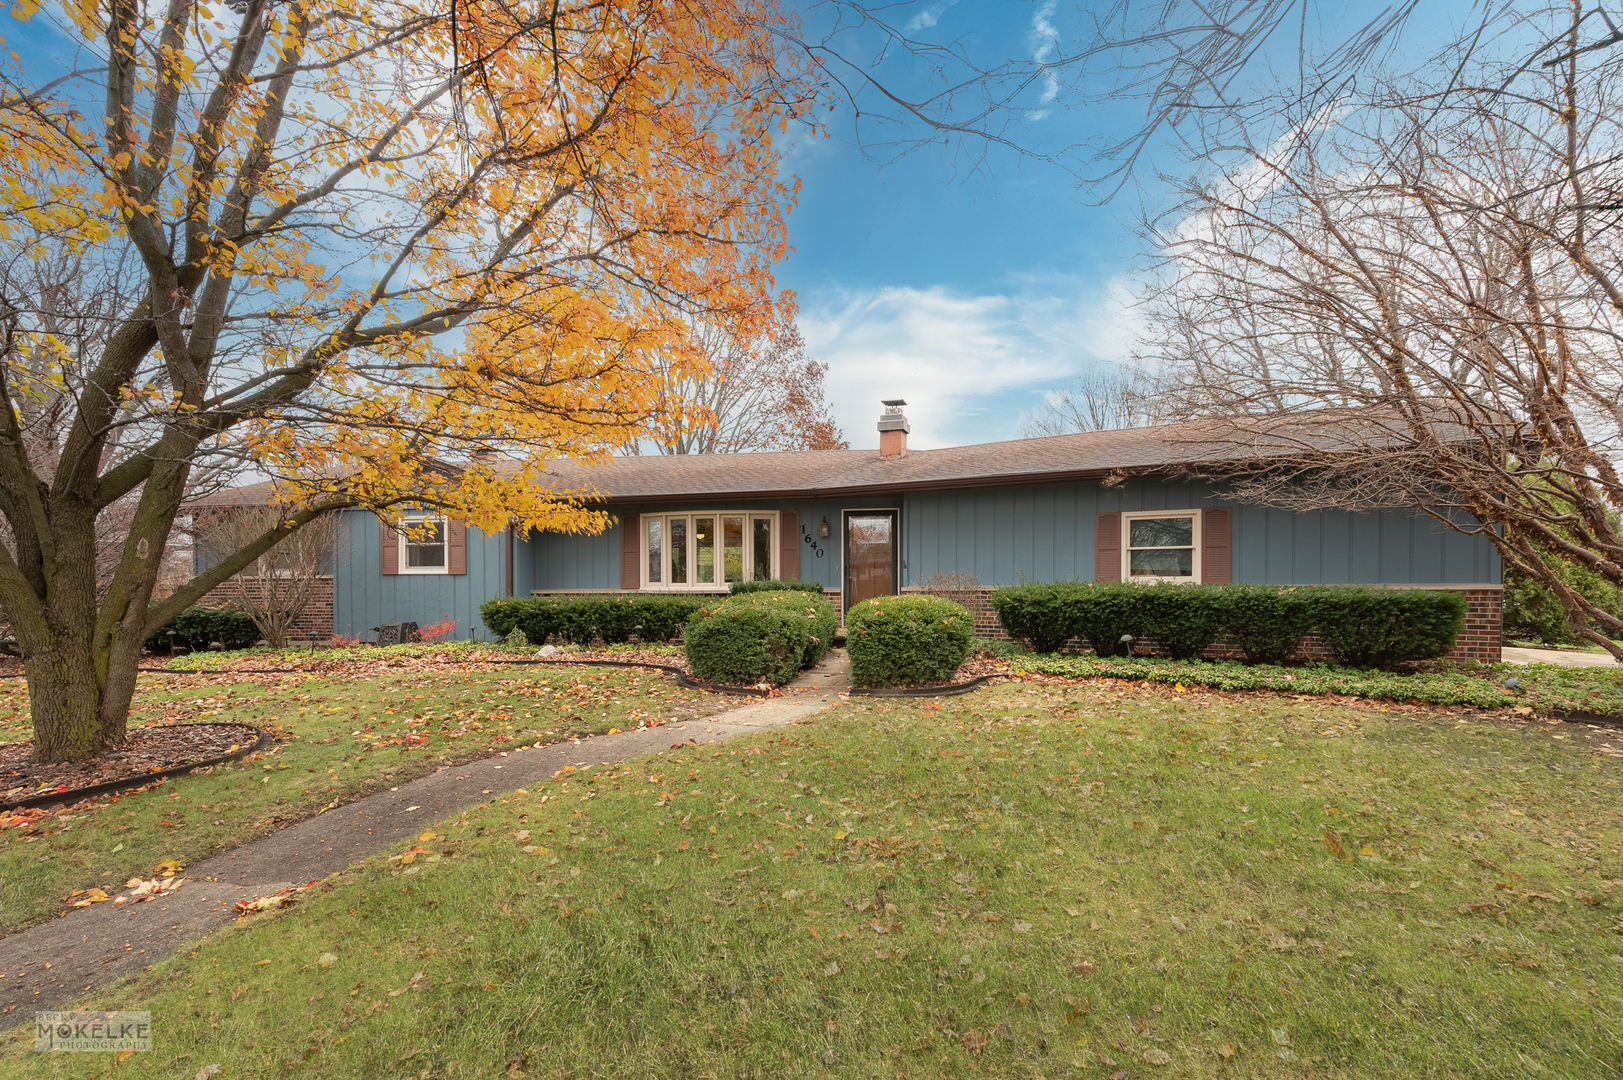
[844,510,898,616]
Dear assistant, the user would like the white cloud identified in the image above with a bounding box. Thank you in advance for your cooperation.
[1027,1,1061,121]
[797,278,1143,449]
[906,1,957,33]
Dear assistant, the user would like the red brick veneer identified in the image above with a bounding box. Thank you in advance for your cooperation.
[196,577,335,641]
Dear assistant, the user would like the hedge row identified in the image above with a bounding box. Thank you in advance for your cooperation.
[480,595,703,645]
[989,583,1466,667]
[729,579,825,596]
[684,590,838,685]
[144,606,261,652]
[847,594,975,687]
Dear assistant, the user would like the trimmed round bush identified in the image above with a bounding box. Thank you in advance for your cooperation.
[847,594,974,687]
[1136,582,1227,659]
[684,590,838,685]
[1223,585,1316,663]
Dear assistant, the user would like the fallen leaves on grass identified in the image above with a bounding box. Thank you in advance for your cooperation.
[387,971,431,996]
[234,882,311,917]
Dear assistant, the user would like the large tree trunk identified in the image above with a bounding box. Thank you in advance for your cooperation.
[22,631,137,762]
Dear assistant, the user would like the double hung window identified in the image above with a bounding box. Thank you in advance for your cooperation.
[1123,511,1200,583]
[642,512,776,589]
[400,516,447,573]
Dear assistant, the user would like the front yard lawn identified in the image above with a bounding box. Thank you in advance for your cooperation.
[8,678,1619,1078]
[0,651,728,935]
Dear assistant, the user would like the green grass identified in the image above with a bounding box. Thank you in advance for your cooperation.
[0,659,725,934]
[8,680,1620,1077]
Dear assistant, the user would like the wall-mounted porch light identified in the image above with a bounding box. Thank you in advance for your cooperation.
[819,516,829,538]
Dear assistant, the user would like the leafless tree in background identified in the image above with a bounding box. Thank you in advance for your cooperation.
[639,311,849,455]
[191,508,340,648]
[798,1,1426,194]
[1023,366,1166,436]
[1140,3,1623,658]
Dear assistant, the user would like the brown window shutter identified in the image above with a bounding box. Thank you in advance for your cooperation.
[778,511,799,581]
[447,520,468,575]
[1201,507,1232,584]
[620,514,640,589]
[1095,512,1121,582]
[380,519,399,575]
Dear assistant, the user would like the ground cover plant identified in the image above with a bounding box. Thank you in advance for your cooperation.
[0,653,727,935]
[9,679,1620,1077]
[1013,654,1623,721]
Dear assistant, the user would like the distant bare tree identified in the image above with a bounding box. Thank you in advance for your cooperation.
[192,508,340,648]
[1143,3,1623,659]
[1024,366,1166,436]
[640,310,849,455]
[795,1,1426,195]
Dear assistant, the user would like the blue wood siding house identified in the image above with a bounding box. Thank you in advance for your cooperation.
[312,404,1503,658]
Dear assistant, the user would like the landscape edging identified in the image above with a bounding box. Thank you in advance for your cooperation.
[2,724,273,813]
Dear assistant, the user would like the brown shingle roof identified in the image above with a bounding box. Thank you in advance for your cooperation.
[196,411,1468,508]
[530,421,1242,503]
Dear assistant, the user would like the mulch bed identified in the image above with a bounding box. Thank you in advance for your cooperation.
[0,722,261,807]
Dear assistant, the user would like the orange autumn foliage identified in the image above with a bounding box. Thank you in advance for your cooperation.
[0,0,824,761]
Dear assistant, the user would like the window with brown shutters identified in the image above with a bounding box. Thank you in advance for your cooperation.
[447,520,467,576]
[386,515,462,575]
[778,511,799,581]
[1201,507,1232,584]
[380,520,400,575]
[1094,512,1121,582]
[620,514,640,589]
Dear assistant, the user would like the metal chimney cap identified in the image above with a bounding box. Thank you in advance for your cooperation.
[881,399,907,407]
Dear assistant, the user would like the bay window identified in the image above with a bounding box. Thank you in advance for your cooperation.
[641,511,777,589]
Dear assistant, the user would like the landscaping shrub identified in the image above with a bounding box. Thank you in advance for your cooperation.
[1135,582,1228,660]
[1067,582,1146,658]
[1305,587,1466,667]
[684,590,838,685]
[144,605,261,651]
[989,583,1076,653]
[480,595,703,645]
[1222,585,1317,663]
[846,594,974,686]
[728,579,825,596]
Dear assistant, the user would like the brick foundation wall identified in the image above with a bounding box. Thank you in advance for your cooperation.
[198,577,334,642]
[902,585,1502,664]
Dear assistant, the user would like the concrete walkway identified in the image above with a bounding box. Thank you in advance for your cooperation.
[2,650,851,1020]
[1502,646,1621,668]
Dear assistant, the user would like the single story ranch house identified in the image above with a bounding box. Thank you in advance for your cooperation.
[214,403,1505,660]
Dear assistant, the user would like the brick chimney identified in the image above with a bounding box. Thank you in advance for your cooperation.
[878,399,909,459]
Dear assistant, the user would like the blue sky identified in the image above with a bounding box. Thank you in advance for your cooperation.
[777,0,1485,451]
[2,0,1487,454]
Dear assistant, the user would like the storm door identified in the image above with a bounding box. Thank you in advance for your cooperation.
[844,510,899,617]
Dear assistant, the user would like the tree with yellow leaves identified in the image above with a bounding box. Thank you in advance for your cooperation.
[0,0,821,761]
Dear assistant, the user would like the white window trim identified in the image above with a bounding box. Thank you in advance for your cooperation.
[640,511,779,592]
[1121,509,1202,584]
[399,515,449,575]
